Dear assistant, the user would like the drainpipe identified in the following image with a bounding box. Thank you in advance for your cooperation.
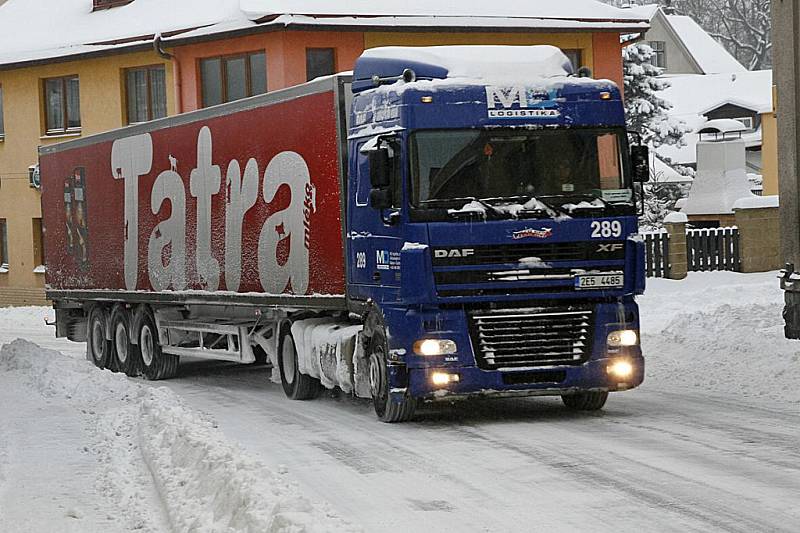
[153,33,182,114]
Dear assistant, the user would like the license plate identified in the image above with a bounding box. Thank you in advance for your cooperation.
[574,274,624,289]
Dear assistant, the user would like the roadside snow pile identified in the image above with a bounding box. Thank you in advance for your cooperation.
[0,339,359,533]
[639,271,800,405]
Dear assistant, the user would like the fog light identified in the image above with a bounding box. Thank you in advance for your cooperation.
[607,360,634,379]
[607,329,638,347]
[414,339,457,356]
[431,372,459,386]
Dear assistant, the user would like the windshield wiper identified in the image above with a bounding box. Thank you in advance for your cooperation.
[422,197,509,220]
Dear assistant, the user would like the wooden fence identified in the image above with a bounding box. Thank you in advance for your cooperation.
[642,230,670,278]
[686,227,741,273]
[641,226,741,278]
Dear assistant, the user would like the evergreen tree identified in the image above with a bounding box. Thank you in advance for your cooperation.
[623,43,689,229]
[623,43,686,148]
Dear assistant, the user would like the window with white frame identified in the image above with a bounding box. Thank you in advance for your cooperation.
[648,41,667,69]
[734,116,754,130]
[126,65,167,124]
[44,75,81,135]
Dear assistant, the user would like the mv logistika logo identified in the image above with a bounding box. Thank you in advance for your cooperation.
[485,86,561,119]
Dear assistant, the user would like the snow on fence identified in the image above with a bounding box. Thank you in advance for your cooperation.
[642,230,671,278]
[686,226,741,273]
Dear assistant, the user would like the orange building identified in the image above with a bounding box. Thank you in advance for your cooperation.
[0,0,646,305]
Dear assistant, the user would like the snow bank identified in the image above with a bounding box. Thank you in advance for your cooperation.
[663,211,688,224]
[0,339,359,533]
[639,271,800,406]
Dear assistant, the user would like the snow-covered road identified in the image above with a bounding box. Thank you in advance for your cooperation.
[1,271,799,532]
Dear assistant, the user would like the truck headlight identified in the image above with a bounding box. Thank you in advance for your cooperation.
[607,329,638,347]
[414,339,457,356]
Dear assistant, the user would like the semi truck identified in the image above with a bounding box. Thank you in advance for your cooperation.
[41,45,649,422]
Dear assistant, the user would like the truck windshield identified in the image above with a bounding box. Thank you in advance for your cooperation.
[409,128,631,211]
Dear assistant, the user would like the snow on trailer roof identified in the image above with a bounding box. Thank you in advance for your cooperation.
[0,0,648,69]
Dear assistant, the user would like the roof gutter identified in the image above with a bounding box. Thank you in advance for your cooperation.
[154,33,182,114]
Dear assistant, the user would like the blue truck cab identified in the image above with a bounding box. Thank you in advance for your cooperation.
[345,46,648,421]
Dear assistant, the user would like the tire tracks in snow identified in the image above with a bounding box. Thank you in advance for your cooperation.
[447,420,796,533]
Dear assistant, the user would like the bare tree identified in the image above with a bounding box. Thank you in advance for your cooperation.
[603,0,772,70]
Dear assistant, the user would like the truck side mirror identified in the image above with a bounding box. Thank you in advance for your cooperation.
[369,148,391,188]
[631,145,650,183]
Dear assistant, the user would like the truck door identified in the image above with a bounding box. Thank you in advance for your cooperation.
[347,138,403,299]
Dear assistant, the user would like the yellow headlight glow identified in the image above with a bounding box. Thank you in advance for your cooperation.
[607,360,634,379]
[607,329,638,347]
[413,339,457,356]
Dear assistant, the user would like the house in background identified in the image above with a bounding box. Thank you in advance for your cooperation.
[0,0,648,306]
[622,3,746,75]
[621,4,776,197]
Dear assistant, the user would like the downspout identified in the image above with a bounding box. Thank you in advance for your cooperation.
[154,33,182,114]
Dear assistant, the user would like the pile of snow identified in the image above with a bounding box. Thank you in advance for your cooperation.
[0,338,359,533]
[733,195,779,210]
[639,271,800,406]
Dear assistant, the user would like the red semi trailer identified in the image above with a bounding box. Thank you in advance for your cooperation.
[41,76,354,380]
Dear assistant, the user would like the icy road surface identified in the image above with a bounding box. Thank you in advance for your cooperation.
[1,271,799,532]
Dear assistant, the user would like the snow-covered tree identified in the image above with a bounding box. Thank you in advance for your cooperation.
[639,162,692,231]
[623,43,687,149]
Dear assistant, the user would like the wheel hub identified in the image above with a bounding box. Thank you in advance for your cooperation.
[140,325,154,366]
[115,322,128,363]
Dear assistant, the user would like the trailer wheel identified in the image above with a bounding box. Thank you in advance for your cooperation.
[111,307,139,377]
[87,305,111,369]
[137,309,178,380]
[561,391,608,411]
[278,323,319,400]
[368,330,416,423]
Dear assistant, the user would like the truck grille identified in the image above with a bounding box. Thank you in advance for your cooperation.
[468,307,593,370]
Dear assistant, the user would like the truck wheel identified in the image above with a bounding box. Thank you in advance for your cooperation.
[561,391,608,411]
[137,309,178,380]
[368,330,416,423]
[111,307,139,377]
[87,305,111,369]
[278,323,319,400]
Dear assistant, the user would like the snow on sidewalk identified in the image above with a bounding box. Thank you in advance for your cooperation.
[639,271,800,406]
[0,339,360,533]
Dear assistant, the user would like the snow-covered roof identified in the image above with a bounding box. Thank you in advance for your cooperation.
[650,153,692,183]
[619,3,660,21]
[656,70,773,165]
[666,15,746,74]
[0,0,648,70]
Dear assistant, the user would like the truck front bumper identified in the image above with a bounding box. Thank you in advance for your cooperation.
[407,354,644,401]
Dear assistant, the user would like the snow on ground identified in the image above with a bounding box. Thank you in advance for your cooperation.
[0,335,358,532]
[0,271,799,531]
[640,271,800,405]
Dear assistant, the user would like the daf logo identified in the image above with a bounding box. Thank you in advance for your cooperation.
[435,249,475,258]
[596,243,624,253]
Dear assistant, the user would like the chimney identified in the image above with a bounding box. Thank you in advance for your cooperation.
[663,0,676,15]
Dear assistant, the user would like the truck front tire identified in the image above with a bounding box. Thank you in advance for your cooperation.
[368,330,416,423]
[278,323,319,400]
[137,308,178,380]
[561,391,608,411]
[87,305,111,369]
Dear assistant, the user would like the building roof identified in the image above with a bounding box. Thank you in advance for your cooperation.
[665,15,746,74]
[0,0,649,70]
[656,70,773,165]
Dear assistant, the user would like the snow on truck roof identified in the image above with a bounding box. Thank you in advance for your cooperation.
[353,46,575,91]
[0,0,648,69]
